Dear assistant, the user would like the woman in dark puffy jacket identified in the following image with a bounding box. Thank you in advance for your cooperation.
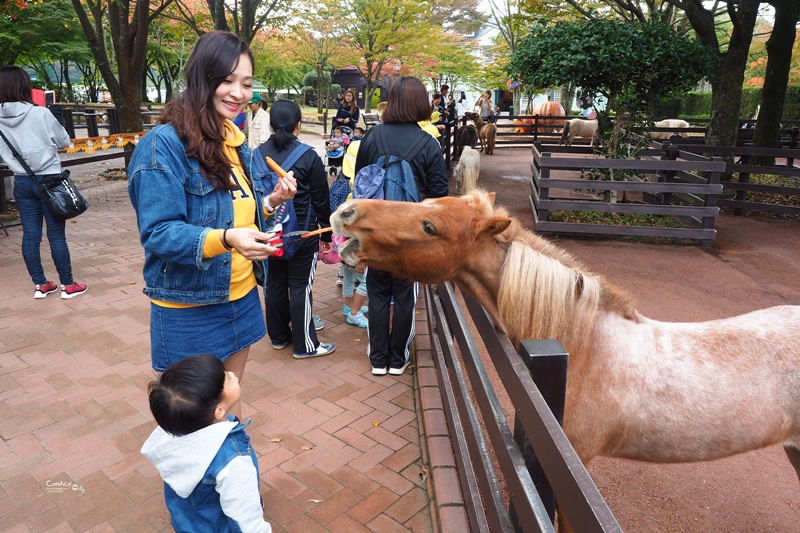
[333,88,360,131]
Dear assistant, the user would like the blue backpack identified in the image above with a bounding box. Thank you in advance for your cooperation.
[329,173,352,212]
[259,142,313,260]
[353,126,429,202]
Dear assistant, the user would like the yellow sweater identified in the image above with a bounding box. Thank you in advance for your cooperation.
[154,120,257,307]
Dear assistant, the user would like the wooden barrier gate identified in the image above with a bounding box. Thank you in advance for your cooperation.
[425,282,621,532]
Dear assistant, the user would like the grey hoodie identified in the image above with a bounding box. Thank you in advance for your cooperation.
[0,102,70,176]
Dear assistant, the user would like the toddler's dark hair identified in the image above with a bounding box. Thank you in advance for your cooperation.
[148,354,225,436]
[354,127,365,135]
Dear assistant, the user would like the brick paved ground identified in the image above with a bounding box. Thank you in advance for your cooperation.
[0,133,467,532]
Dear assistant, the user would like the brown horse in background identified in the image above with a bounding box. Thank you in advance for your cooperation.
[332,191,800,481]
[464,112,496,155]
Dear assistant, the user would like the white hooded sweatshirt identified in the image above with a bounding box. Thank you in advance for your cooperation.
[141,421,271,533]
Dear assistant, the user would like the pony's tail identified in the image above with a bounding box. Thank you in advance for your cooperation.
[486,125,496,155]
[559,121,570,145]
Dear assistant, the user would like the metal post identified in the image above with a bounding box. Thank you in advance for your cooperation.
[511,339,568,526]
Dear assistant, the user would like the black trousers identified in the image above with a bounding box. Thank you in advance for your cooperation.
[365,267,418,370]
[265,238,319,354]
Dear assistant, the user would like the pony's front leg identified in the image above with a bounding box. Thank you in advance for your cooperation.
[785,444,800,484]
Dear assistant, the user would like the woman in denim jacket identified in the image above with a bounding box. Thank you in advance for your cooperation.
[142,355,271,532]
[128,31,296,418]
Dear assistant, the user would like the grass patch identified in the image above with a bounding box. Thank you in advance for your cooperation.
[551,210,684,228]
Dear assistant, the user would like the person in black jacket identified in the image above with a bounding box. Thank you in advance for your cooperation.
[258,100,335,359]
[354,76,448,376]
[333,88,360,132]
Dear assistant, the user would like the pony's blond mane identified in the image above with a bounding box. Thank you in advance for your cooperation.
[497,240,602,352]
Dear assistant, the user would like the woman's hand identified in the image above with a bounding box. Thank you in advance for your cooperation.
[225,229,280,261]
[268,172,297,206]
[344,117,350,124]
[320,241,332,254]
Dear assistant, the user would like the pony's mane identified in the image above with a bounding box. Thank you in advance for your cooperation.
[464,190,637,349]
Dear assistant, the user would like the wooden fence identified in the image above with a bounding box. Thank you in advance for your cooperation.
[530,143,726,247]
[660,141,800,217]
[425,281,621,532]
[452,115,800,149]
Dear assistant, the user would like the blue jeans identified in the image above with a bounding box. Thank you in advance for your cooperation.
[13,175,74,286]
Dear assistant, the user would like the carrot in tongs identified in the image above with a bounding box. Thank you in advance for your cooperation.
[273,227,334,248]
[266,157,288,177]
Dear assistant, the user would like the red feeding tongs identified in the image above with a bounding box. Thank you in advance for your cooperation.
[273,227,333,248]
[265,156,333,248]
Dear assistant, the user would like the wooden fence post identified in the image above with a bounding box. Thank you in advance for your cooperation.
[63,109,76,139]
[511,339,569,527]
[734,150,751,216]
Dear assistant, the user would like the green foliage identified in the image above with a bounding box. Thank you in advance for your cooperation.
[655,86,800,120]
[303,70,333,88]
[508,19,717,114]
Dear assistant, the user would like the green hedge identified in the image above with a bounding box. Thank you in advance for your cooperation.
[655,85,800,119]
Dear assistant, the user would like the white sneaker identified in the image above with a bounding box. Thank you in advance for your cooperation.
[371,367,388,376]
[313,314,325,331]
[388,361,410,376]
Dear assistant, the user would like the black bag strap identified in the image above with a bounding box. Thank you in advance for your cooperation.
[258,141,312,174]
[0,129,35,177]
[376,126,430,167]
[259,142,315,233]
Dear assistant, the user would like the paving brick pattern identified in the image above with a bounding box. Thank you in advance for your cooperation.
[0,135,467,532]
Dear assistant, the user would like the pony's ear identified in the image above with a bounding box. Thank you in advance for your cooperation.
[477,216,511,237]
[486,192,496,205]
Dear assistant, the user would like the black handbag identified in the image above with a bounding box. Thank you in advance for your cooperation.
[0,129,88,220]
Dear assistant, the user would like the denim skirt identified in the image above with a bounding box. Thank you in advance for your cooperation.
[149,287,266,371]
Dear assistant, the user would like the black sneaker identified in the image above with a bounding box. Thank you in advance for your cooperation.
[293,343,335,360]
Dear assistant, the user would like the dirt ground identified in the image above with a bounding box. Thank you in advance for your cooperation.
[466,147,800,532]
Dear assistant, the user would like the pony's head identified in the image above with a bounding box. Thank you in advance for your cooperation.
[332,191,511,285]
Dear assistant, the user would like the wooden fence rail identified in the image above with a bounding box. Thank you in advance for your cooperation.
[530,143,726,247]
[425,281,621,532]
[660,142,800,217]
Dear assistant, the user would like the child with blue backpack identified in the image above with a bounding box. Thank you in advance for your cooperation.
[141,354,271,533]
[330,127,369,328]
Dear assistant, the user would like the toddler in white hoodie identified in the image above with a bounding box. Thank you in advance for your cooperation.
[141,354,271,532]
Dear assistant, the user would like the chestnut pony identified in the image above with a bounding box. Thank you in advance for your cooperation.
[332,191,800,478]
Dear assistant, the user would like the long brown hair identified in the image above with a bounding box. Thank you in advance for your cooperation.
[159,31,254,191]
[342,88,358,115]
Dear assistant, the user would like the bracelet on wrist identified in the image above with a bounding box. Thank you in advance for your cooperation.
[263,197,278,214]
[222,228,232,250]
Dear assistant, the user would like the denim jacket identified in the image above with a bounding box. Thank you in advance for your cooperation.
[141,417,271,533]
[128,124,274,304]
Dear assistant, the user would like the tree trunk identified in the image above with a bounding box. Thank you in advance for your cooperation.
[561,83,576,113]
[210,0,228,31]
[71,0,157,134]
[753,0,799,151]
[677,0,760,147]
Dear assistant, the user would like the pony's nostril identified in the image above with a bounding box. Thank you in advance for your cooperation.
[341,205,356,223]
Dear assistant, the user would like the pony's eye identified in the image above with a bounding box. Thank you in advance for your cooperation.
[422,221,436,236]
